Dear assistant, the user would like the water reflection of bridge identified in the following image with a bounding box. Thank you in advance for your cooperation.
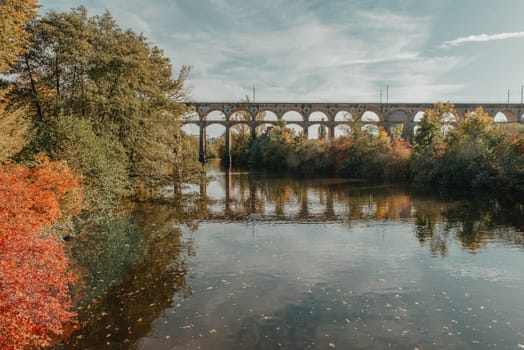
[175,169,524,254]
[185,171,417,223]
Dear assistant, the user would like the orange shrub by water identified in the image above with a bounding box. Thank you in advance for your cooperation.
[0,154,83,349]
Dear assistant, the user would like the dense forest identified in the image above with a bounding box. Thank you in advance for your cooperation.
[2,1,524,349]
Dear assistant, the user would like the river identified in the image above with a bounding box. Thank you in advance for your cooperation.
[57,163,524,350]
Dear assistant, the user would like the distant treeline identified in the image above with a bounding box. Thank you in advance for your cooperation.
[217,103,524,191]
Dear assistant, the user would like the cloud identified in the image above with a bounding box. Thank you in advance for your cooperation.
[38,0,469,101]
[159,4,466,101]
[441,31,524,48]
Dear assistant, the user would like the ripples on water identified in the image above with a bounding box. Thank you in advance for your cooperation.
[57,166,524,350]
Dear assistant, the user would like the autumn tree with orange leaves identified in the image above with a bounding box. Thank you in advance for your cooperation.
[0,154,83,349]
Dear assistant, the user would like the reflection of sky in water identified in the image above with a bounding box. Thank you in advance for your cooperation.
[146,220,524,350]
[64,167,524,350]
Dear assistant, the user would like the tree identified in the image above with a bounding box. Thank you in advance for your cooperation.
[0,154,83,349]
[50,115,130,211]
[411,103,456,182]
[0,0,39,162]
[13,7,190,198]
[0,0,39,71]
[224,96,255,166]
[0,91,29,162]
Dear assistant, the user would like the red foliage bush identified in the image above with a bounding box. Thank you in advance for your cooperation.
[0,154,83,349]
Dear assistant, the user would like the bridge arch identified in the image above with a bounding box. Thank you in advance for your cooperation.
[465,110,477,119]
[334,110,354,122]
[414,111,425,122]
[310,107,333,121]
[255,122,276,136]
[494,112,508,123]
[384,109,412,141]
[257,110,279,122]
[308,123,329,140]
[284,122,305,136]
[282,110,304,122]
[230,122,253,139]
[286,123,306,137]
[308,111,329,122]
[385,109,411,123]
[203,110,227,121]
[228,109,251,121]
[230,121,252,129]
[205,122,226,137]
[361,110,383,122]
[334,124,351,138]
[362,124,380,136]
[494,109,517,122]
[181,123,199,137]
[441,111,457,123]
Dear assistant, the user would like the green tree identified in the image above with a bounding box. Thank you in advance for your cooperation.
[51,115,130,211]
[431,107,524,189]
[411,103,456,182]
[335,115,391,179]
[14,7,191,199]
[250,120,298,169]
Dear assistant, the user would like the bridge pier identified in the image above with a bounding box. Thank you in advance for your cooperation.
[328,124,335,140]
[224,125,231,169]
[199,125,207,164]
[403,122,415,142]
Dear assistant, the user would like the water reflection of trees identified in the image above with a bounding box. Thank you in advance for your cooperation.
[62,172,524,348]
[63,204,193,349]
[174,171,524,256]
[413,193,524,256]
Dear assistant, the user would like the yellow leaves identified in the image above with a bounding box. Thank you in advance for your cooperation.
[0,0,39,71]
[0,86,29,163]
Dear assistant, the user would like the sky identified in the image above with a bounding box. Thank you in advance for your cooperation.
[38,0,524,103]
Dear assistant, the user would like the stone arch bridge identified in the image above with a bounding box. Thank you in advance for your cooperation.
[184,102,524,165]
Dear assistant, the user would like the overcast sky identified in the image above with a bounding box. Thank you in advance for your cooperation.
[39,0,524,103]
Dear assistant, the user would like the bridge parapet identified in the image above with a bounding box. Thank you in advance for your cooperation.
[189,102,524,123]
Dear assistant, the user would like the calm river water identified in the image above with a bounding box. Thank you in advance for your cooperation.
[58,165,524,350]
